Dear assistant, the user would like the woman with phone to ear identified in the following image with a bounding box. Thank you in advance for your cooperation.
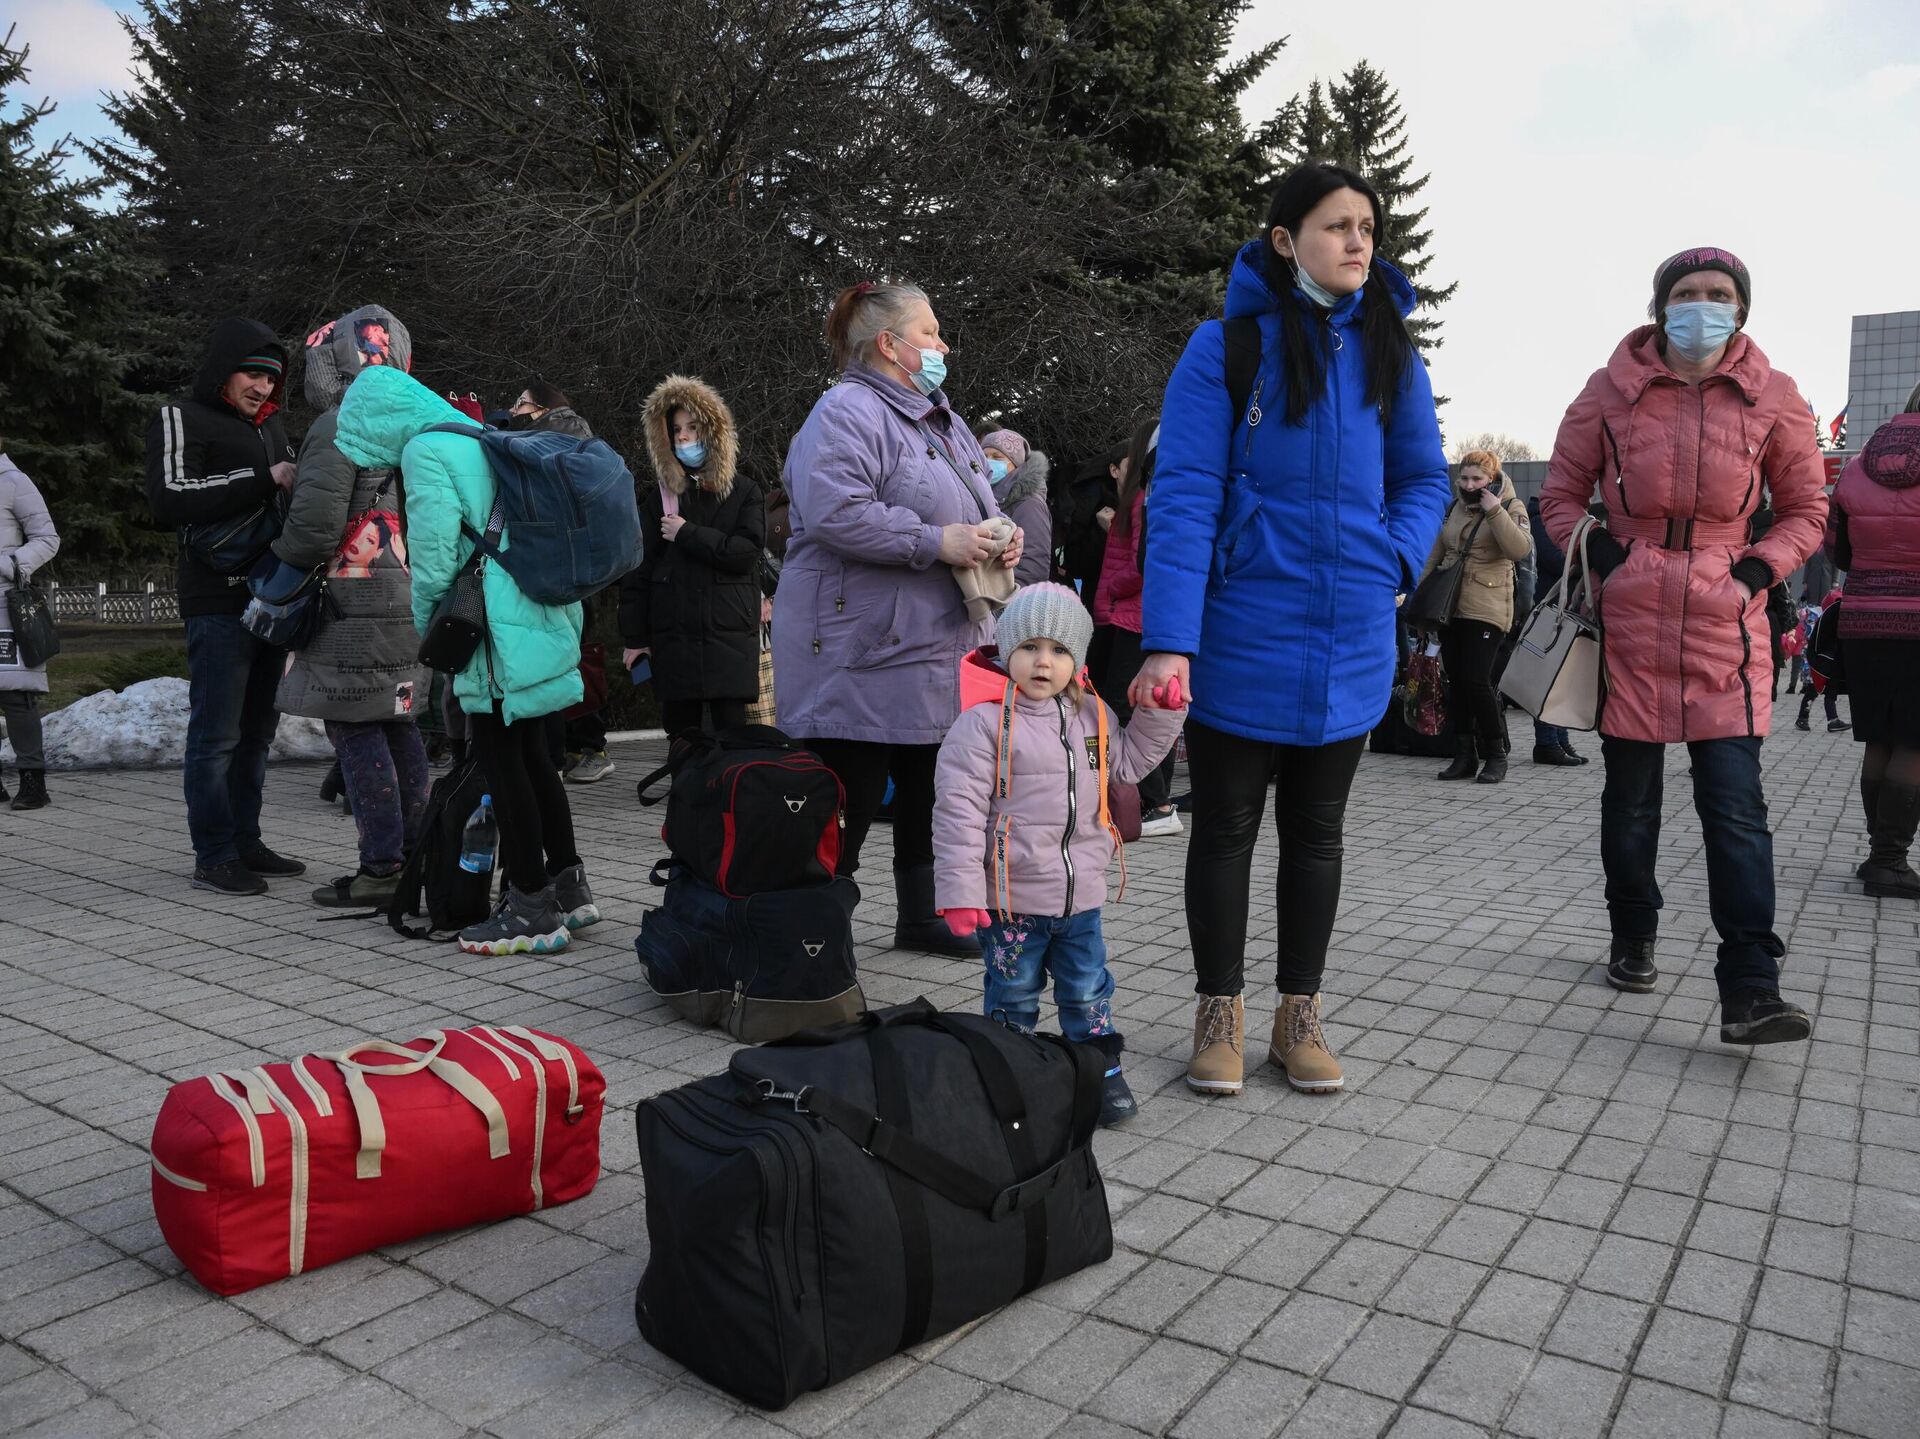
[1538,248,1827,1044]
[1134,163,1451,1099]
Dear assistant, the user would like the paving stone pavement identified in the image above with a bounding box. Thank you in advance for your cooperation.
[1,690,1916,1438]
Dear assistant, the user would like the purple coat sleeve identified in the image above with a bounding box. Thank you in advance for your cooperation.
[788,400,942,572]
[933,706,998,911]
[1107,699,1183,784]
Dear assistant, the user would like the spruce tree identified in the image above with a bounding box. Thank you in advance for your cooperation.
[0,27,167,580]
[1272,60,1453,349]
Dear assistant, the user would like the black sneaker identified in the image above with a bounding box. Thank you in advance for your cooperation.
[241,846,307,877]
[1606,936,1659,993]
[1795,715,1811,731]
[1558,745,1590,766]
[1532,745,1582,766]
[1097,1065,1137,1127]
[1828,719,1852,733]
[1720,989,1812,1045]
[193,860,269,896]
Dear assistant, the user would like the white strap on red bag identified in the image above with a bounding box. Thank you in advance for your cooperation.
[151,1025,582,1279]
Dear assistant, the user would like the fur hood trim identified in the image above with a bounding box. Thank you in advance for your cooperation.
[995,450,1051,510]
[643,374,739,498]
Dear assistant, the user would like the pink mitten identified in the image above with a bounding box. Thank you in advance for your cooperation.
[941,908,991,938]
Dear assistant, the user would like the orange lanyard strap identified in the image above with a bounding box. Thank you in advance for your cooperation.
[1087,680,1128,902]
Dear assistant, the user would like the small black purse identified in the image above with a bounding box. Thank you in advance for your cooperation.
[418,497,504,673]
[180,491,288,577]
[6,558,60,668]
[1407,510,1488,629]
[241,557,335,651]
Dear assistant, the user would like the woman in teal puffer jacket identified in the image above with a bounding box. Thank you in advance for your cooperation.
[336,365,600,956]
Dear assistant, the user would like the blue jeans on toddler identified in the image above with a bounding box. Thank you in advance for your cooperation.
[979,909,1119,1046]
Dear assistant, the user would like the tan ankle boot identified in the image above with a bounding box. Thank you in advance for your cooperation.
[1271,993,1343,1093]
[1187,994,1245,1095]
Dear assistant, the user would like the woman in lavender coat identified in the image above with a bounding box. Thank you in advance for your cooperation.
[773,281,1025,954]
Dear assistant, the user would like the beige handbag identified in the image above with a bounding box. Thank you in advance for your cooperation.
[746,622,777,728]
[1499,514,1604,730]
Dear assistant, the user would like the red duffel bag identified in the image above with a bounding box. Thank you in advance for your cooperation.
[150,1024,604,1296]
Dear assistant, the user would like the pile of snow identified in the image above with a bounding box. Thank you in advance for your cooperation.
[3,677,334,771]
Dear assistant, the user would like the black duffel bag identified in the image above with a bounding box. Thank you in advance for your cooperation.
[635,1000,1111,1409]
[635,861,865,1042]
[635,724,844,897]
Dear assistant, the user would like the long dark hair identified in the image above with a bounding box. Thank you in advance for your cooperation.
[1261,163,1416,430]
[1112,417,1159,539]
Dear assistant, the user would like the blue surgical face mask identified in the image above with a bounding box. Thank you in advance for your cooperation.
[673,440,707,469]
[1292,260,1343,309]
[987,458,1011,484]
[1663,301,1740,363]
[888,333,947,395]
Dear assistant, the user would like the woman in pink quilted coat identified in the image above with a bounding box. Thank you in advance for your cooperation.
[1540,247,1827,1047]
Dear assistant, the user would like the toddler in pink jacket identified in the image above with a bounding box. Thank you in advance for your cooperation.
[933,583,1184,1125]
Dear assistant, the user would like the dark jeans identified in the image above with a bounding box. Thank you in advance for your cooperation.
[1535,721,1571,750]
[0,692,44,770]
[565,712,608,753]
[1600,735,1784,996]
[1088,625,1177,811]
[183,614,282,868]
[325,719,430,874]
[661,698,748,737]
[1185,721,1366,997]
[980,909,1117,1043]
[805,738,937,876]
[1440,618,1506,754]
[469,706,582,895]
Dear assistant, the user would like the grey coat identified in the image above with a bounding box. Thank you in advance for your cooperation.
[0,453,60,694]
[993,451,1053,587]
[272,306,431,723]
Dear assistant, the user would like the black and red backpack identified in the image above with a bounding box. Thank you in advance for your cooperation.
[636,725,844,897]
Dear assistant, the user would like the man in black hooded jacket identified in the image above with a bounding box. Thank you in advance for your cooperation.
[145,318,303,894]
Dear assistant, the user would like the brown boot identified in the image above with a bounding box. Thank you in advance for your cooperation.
[1270,993,1344,1093]
[1187,994,1244,1095]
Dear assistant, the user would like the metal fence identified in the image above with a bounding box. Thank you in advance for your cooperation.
[48,583,182,625]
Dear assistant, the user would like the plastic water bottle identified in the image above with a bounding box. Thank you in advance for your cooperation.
[458,795,497,874]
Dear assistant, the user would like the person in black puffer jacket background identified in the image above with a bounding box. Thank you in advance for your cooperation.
[145,317,303,895]
[619,375,766,735]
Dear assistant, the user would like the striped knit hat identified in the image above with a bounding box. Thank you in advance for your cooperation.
[237,352,285,377]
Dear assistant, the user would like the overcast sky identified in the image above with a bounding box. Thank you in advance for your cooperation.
[13,0,1920,452]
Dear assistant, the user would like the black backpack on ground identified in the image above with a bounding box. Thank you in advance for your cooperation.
[384,754,495,939]
[635,725,844,897]
[635,862,865,1043]
[635,1000,1110,1410]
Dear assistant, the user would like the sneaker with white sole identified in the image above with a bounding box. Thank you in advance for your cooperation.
[1137,806,1183,838]
[566,751,615,784]
[458,885,571,956]
[552,863,601,929]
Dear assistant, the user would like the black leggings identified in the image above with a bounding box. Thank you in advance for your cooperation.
[662,698,749,737]
[1088,625,1177,811]
[469,708,581,895]
[1185,722,1366,996]
[1440,617,1506,754]
[804,739,938,876]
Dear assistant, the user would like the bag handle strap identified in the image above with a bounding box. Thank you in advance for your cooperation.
[325,1031,511,1178]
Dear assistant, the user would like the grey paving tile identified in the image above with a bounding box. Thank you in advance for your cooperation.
[1170,1359,1310,1439]
[1408,1330,1531,1427]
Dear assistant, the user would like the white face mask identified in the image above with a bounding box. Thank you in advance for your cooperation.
[1291,258,1343,309]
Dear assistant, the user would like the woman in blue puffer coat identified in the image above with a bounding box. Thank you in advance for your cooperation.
[1135,163,1451,1099]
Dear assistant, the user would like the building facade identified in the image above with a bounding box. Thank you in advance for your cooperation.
[1847,310,1920,449]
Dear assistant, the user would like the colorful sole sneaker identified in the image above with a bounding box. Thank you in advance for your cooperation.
[458,886,572,956]
[552,863,601,930]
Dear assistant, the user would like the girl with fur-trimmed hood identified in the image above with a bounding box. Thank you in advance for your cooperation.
[618,375,766,733]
